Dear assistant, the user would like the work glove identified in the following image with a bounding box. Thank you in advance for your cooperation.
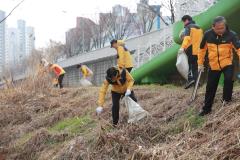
[125,89,131,96]
[198,65,204,72]
[96,106,103,115]
[178,48,184,55]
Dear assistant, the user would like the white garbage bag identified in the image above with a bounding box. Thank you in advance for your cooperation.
[85,66,93,76]
[80,78,92,87]
[176,50,189,80]
[124,97,149,123]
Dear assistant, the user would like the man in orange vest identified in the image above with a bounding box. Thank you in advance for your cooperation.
[49,63,66,88]
[179,15,203,89]
[198,16,240,116]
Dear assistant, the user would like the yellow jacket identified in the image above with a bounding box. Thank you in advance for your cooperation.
[117,46,133,69]
[98,68,134,106]
[181,21,203,55]
[198,29,240,70]
[81,65,93,78]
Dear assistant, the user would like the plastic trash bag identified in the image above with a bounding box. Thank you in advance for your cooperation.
[176,50,189,80]
[86,66,93,76]
[80,78,92,87]
[82,65,93,76]
[124,97,149,123]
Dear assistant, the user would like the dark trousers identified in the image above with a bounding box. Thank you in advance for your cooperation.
[126,67,133,73]
[58,74,65,89]
[111,91,137,125]
[203,65,234,112]
[186,46,198,82]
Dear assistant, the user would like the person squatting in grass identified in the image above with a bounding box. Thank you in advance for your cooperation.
[96,66,137,126]
[48,63,66,89]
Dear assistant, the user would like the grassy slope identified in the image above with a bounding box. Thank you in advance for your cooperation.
[0,84,240,159]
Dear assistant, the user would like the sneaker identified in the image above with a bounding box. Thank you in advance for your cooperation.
[184,80,195,89]
[220,99,231,107]
[112,124,118,128]
[198,110,211,116]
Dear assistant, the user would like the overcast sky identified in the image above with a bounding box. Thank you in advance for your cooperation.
[0,0,167,48]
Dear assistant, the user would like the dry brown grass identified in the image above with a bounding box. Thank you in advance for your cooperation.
[1,82,240,159]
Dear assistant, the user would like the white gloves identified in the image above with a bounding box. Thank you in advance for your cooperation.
[198,65,204,72]
[125,89,131,96]
[96,106,103,114]
[178,48,184,55]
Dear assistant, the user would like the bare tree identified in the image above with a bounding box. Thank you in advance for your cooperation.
[65,28,82,57]
[44,40,66,62]
[101,10,135,40]
[160,0,176,24]
[65,17,96,57]
[26,49,44,72]
[159,0,201,24]
[134,4,157,34]
[138,2,170,26]
[162,0,176,24]
[91,15,108,49]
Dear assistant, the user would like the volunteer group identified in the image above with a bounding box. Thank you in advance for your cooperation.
[40,15,240,125]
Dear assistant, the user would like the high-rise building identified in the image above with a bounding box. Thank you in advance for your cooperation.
[0,10,6,74]
[5,20,35,68]
[112,5,129,17]
[5,24,9,67]
[17,20,26,61]
[140,0,149,5]
[26,27,35,56]
[66,17,96,57]
[6,28,19,66]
